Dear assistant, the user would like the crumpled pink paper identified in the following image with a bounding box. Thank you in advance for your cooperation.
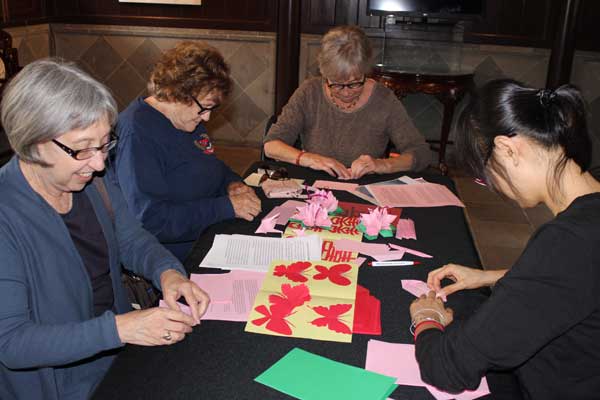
[360,207,397,237]
[255,214,283,234]
[294,203,332,228]
[307,189,338,213]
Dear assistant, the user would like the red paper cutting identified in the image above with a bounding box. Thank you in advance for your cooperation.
[273,261,312,283]
[268,283,311,310]
[352,285,382,335]
[251,303,294,335]
[310,304,353,334]
[313,263,352,286]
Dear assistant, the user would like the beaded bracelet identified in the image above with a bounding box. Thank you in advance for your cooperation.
[411,308,446,325]
[295,151,306,166]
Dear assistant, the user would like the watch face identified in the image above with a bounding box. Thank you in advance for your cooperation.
[194,133,214,154]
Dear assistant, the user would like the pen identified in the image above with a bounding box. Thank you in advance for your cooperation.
[368,261,421,267]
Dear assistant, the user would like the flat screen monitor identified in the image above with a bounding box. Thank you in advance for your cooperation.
[367,0,483,19]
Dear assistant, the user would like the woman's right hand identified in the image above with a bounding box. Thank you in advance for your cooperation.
[115,307,196,346]
[427,263,496,298]
[301,152,351,179]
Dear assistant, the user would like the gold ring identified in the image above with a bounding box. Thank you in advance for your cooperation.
[162,331,172,341]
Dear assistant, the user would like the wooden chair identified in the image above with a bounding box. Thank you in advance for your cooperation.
[0,29,21,166]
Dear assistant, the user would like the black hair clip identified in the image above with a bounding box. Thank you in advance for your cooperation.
[537,89,556,108]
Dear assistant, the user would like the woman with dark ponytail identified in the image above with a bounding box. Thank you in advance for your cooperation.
[407,79,600,399]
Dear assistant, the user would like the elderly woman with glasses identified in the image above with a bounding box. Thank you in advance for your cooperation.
[0,59,209,399]
[111,41,261,261]
[263,25,431,179]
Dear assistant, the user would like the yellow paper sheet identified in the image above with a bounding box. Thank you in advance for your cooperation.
[245,259,359,343]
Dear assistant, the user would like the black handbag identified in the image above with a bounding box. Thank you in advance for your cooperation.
[94,178,159,309]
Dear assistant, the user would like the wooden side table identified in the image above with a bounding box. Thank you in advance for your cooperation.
[370,65,474,175]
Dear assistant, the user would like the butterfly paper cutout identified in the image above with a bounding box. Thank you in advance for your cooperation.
[310,304,353,334]
[269,283,311,309]
[251,303,294,335]
[273,261,312,282]
[313,263,352,286]
[251,283,311,335]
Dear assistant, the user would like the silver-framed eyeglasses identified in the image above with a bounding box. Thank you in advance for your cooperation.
[191,96,220,116]
[326,76,366,92]
[52,134,118,160]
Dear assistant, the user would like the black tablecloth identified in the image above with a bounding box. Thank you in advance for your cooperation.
[93,163,507,400]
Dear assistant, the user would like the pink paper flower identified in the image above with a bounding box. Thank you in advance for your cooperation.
[360,207,396,236]
[295,203,332,228]
[307,189,338,213]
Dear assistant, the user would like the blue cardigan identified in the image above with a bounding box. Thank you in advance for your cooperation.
[110,97,240,261]
[0,157,186,400]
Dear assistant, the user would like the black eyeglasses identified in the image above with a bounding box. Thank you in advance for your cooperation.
[52,134,118,160]
[191,97,220,116]
[326,76,366,92]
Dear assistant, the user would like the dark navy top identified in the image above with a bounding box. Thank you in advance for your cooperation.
[61,191,114,317]
[111,97,240,261]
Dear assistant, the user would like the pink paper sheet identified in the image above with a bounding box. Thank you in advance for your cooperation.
[402,279,447,302]
[396,218,417,240]
[365,340,490,400]
[332,239,390,258]
[264,200,306,225]
[255,214,283,234]
[371,251,406,261]
[388,243,433,258]
[312,180,359,192]
[367,182,465,208]
[190,270,266,321]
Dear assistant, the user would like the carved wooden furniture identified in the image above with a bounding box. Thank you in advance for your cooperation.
[370,65,474,174]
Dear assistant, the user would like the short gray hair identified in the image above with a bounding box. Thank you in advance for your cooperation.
[1,58,117,165]
[317,25,373,80]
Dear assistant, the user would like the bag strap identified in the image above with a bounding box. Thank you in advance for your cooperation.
[93,177,115,223]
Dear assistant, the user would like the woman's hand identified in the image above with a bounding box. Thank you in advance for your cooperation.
[410,291,454,337]
[115,307,196,346]
[229,190,261,221]
[227,181,253,196]
[301,152,351,180]
[350,155,388,179]
[427,263,505,298]
[160,269,210,324]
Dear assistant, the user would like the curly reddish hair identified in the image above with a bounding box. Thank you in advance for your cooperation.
[148,41,232,104]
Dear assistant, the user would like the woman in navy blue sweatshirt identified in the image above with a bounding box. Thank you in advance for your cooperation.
[409,80,600,399]
[111,41,261,262]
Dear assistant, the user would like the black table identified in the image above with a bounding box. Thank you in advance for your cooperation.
[93,163,497,400]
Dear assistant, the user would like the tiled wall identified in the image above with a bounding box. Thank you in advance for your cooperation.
[300,33,600,164]
[50,24,276,148]
[5,24,51,66]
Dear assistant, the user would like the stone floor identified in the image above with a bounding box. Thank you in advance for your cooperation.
[214,144,554,271]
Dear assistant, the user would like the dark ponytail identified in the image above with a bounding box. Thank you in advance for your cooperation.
[457,79,590,191]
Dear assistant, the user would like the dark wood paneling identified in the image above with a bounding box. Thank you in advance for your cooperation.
[575,0,600,51]
[5,0,44,20]
[465,0,559,48]
[1,0,276,32]
[301,0,360,34]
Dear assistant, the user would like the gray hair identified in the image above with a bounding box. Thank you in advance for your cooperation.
[317,25,373,80]
[1,58,117,165]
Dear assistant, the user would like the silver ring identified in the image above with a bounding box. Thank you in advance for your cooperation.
[162,331,172,341]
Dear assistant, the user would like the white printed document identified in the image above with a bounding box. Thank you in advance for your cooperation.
[199,234,322,271]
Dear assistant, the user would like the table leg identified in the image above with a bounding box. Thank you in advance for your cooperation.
[438,100,455,175]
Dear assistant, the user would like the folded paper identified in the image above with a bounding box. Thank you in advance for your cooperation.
[256,348,397,400]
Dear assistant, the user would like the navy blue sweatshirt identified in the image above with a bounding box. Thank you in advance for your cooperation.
[111,97,240,261]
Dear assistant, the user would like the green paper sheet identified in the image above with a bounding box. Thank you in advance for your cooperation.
[255,348,397,400]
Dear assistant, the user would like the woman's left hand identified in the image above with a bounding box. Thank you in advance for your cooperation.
[350,155,387,179]
[410,290,454,328]
[160,269,210,325]
[227,181,253,196]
